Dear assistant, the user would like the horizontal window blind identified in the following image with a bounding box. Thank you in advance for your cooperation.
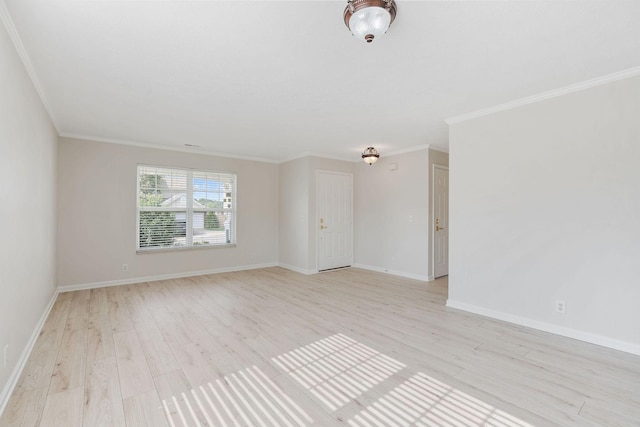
[137,165,236,251]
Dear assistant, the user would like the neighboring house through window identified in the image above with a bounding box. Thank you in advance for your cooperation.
[137,165,236,251]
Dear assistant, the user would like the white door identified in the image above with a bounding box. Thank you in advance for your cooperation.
[317,171,353,271]
[434,166,449,278]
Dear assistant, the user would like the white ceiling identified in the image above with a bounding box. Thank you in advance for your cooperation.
[3,0,639,162]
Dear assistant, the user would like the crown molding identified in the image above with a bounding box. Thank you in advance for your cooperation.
[60,134,440,166]
[426,144,449,154]
[59,133,281,164]
[352,144,431,163]
[284,145,436,165]
[0,0,60,133]
[445,67,640,125]
[382,144,430,157]
[279,152,354,164]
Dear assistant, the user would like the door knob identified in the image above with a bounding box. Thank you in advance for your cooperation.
[321,225,328,230]
[436,225,443,231]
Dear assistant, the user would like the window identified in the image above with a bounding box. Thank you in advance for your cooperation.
[137,165,236,251]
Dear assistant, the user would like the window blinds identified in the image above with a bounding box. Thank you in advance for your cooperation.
[137,165,236,251]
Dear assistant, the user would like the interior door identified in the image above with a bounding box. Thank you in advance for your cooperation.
[434,166,449,278]
[317,171,353,271]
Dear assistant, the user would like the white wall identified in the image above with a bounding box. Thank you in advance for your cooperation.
[57,138,279,287]
[448,75,640,353]
[354,149,430,281]
[0,21,58,405]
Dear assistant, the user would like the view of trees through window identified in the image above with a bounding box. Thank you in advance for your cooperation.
[137,166,235,250]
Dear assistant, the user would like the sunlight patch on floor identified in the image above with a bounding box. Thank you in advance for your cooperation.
[161,365,312,427]
[348,372,534,427]
[161,334,535,426]
[273,333,534,427]
[271,333,406,411]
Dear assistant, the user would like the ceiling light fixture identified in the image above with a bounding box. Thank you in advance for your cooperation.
[362,147,380,165]
[344,0,397,43]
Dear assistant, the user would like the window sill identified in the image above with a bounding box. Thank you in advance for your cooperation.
[136,243,236,254]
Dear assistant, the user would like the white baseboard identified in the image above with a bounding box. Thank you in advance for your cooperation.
[446,299,640,356]
[278,263,316,275]
[0,289,59,417]
[352,263,431,282]
[57,262,279,292]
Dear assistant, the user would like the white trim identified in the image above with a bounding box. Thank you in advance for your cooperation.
[58,136,440,166]
[278,263,316,275]
[62,134,426,166]
[426,144,449,154]
[0,0,60,132]
[375,144,430,159]
[57,263,278,293]
[446,299,640,356]
[0,289,59,417]
[60,133,280,164]
[445,67,640,125]
[352,263,431,282]
[281,146,435,164]
[279,152,354,164]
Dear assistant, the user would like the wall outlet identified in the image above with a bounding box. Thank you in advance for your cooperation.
[555,300,567,314]
[3,345,7,368]
[122,264,128,272]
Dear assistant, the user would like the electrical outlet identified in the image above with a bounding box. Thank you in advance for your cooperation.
[122,264,128,272]
[555,300,566,314]
[3,345,8,368]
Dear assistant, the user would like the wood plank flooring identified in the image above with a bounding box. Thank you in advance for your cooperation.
[1,267,639,426]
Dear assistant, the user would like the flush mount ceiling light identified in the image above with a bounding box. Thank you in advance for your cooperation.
[362,147,380,165]
[344,0,397,43]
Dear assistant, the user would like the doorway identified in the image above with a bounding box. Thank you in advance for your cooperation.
[433,165,449,278]
[317,171,353,271]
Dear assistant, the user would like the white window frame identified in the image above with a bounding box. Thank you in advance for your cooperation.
[136,164,237,252]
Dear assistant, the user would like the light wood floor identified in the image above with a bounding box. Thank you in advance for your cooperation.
[1,267,639,426]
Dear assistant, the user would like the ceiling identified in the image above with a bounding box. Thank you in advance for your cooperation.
[2,0,639,163]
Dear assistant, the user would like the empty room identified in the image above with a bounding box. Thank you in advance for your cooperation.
[1,1,639,426]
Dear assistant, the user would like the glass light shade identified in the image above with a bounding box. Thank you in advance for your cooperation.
[349,6,391,43]
[362,147,380,164]
[363,155,379,164]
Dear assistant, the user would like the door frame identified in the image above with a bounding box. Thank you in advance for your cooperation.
[431,164,449,279]
[316,170,354,272]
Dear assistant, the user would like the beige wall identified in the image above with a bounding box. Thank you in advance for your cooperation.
[0,23,58,403]
[278,157,310,272]
[57,140,432,285]
[448,75,640,353]
[353,149,430,280]
[57,138,279,286]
